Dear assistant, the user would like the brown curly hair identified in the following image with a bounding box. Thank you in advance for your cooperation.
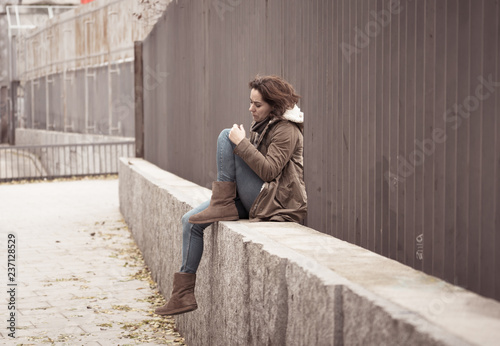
[248,75,300,119]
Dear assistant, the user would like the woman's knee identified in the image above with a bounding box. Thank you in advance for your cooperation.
[182,207,207,236]
[181,212,191,227]
[218,128,231,144]
[181,207,199,230]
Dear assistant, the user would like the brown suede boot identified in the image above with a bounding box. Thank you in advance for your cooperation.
[154,272,198,316]
[189,181,239,224]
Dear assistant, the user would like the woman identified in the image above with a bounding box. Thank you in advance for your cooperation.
[154,75,307,316]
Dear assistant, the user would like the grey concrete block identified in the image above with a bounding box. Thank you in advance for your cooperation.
[119,158,500,346]
[341,284,470,346]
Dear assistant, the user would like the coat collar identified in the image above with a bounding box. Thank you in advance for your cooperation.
[250,117,281,148]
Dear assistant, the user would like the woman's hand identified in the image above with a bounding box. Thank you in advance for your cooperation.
[229,124,246,145]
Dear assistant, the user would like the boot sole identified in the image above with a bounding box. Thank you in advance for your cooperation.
[189,216,239,224]
[155,304,198,316]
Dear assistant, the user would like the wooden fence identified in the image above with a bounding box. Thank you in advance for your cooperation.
[138,0,500,301]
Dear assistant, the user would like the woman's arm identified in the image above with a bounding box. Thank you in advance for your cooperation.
[234,122,299,182]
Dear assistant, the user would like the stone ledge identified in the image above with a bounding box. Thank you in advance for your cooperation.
[118,157,500,346]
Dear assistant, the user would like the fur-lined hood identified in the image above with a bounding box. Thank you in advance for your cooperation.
[283,105,304,124]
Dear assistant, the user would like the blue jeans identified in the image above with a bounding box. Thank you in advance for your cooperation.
[180,129,264,273]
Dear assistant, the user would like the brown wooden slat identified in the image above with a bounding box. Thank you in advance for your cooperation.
[444,0,458,286]
[389,0,400,261]
[455,0,471,289]
[367,0,378,252]
[403,0,417,269]
[359,0,368,249]
[468,0,483,294]
[397,1,407,264]
[423,0,436,276]
[413,0,426,272]
[495,0,500,302]
[333,0,342,238]
[381,0,391,258]
[433,0,447,279]
[374,0,383,255]
[480,0,498,298]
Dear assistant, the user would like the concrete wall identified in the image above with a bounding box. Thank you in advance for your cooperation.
[119,158,500,346]
[4,129,135,180]
[13,0,170,137]
[16,0,170,81]
[21,62,135,136]
[15,128,133,146]
[0,6,9,87]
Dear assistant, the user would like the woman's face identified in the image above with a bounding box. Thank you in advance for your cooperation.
[249,88,272,123]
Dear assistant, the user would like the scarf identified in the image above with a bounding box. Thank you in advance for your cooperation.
[250,118,270,134]
[250,118,270,147]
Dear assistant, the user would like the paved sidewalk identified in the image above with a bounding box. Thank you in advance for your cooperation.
[0,178,184,345]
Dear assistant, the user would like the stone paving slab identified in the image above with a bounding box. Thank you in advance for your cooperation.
[0,178,185,346]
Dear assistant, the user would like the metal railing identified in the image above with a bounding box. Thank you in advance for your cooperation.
[0,141,135,182]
